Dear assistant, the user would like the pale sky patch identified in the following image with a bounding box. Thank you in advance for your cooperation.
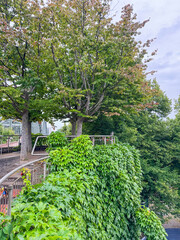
[111,0,180,109]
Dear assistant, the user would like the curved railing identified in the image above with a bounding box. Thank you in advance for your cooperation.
[0,156,49,216]
[31,134,115,155]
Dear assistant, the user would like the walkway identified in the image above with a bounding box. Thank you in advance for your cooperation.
[0,152,48,179]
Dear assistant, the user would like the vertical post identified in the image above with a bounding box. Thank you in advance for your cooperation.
[7,136,10,153]
[92,137,95,146]
[7,185,13,216]
[111,132,114,144]
[18,136,20,149]
[104,137,106,145]
[43,161,46,180]
[31,169,34,185]
[0,136,2,154]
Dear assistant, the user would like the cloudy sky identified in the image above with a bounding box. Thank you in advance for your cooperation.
[111,0,180,104]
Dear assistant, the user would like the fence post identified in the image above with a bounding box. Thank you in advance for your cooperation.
[43,161,46,180]
[92,137,95,146]
[7,137,10,153]
[7,185,13,216]
[0,136,2,154]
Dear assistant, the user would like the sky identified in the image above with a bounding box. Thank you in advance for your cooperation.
[111,0,180,103]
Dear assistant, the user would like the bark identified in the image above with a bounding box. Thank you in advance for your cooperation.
[20,111,29,160]
[76,118,84,136]
[27,119,32,153]
[71,120,76,135]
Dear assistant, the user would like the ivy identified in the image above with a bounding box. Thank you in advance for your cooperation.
[0,135,167,239]
[46,131,68,152]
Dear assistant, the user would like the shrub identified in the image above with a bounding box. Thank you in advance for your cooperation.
[46,131,68,152]
[0,135,167,239]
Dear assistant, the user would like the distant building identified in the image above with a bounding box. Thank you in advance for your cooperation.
[31,120,49,135]
[0,119,49,135]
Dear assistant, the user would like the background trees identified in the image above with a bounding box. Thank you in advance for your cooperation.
[0,0,49,159]
[84,89,180,219]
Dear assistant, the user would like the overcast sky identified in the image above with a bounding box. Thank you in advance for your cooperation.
[111,0,180,103]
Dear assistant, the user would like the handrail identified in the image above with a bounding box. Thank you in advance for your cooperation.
[0,156,49,215]
[0,135,21,137]
[31,134,115,155]
[0,156,49,185]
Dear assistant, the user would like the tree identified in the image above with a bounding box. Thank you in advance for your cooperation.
[58,123,72,136]
[0,0,49,159]
[84,87,180,219]
[43,1,156,135]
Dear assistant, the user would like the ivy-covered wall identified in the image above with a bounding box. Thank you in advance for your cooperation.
[0,134,167,239]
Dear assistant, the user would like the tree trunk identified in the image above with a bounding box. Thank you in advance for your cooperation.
[76,118,84,136]
[20,111,29,160]
[71,120,76,135]
[27,119,32,153]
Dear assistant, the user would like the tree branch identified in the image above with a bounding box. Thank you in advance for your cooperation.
[4,91,22,115]
[0,60,19,74]
[51,43,63,84]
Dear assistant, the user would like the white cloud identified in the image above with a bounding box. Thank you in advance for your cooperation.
[111,0,180,104]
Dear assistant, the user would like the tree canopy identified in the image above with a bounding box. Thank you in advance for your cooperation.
[84,89,180,220]
[41,0,157,135]
[0,0,50,159]
[0,0,159,159]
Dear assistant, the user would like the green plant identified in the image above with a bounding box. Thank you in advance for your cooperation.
[46,131,68,152]
[4,136,167,239]
[21,168,33,193]
[31,133,47,148]
[0,212,13,240]
[11,202,82,239]
[136,207,167,239]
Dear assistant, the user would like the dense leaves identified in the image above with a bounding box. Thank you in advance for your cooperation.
[83,90,180,219]
[0,135,167,239]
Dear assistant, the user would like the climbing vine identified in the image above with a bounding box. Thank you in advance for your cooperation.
[0,135,167,239]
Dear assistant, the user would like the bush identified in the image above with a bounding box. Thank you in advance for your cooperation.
[46,131,68,152]
[0,135,167,239]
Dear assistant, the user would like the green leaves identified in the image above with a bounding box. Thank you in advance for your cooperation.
[1,135,166,239]
[47,131,69,152]
[0,212,13,240]
[136,208,167,240]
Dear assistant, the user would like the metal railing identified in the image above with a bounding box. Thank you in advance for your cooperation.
[0,135,21,154]
[31,134,115,155]
[0,156,49,216]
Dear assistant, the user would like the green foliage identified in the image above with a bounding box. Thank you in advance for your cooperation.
[31,133,47,148]
[11,202,81,240]
[0,124,15,136]
[59,123,72,136]
[84,91,180,220]
[21,168,33,193]
[136,208,167,240]
[0,213,13,240]
[1,135,166,239]
[46,131,68,152]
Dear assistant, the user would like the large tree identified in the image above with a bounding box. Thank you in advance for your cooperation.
[0,0,49,159]
[43,0,156,135]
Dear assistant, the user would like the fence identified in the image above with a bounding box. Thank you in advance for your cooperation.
[0,156,49,216]
[31,134,115,155]
[0,135,21,154]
